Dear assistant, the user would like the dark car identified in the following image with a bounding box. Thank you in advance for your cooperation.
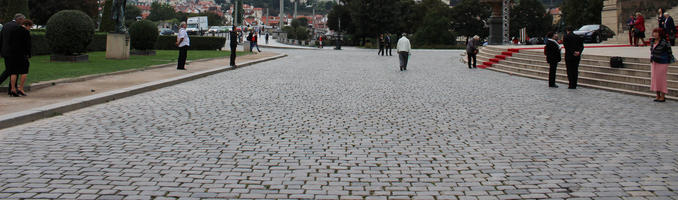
[160,28,174,36]
[573,24,615,43]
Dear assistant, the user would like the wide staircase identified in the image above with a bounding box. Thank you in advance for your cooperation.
[472,46,678,100]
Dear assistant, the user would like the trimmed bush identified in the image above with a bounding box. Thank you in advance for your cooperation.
[46,10,95,55]
[129,20,158,50]
[99,0,114,32]
[87,32,108,52]
[31,32,107,56]
[155,36,225,50]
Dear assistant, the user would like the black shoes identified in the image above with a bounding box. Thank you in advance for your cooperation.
[8,91,19,97]
[654,99,666,102]
[549,85,559,88]
[17,90,27,96]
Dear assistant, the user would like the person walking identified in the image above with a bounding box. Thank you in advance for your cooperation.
[252,33,261,53]
[650,28,674,102]
[563,26,584,89]
[9,19,32,97]
[663,13,675,46]
[175,22,190,70]
[466,35,479,69]
[544,32,561,88]
[229,26,238,67]
[378,34,385,56]
[634,12,647,46]
[386,34,393,56]
[318,35,323,48]
[627,15,636,45]
[247,31,254,53]
[0,14,26,97]
[265,32,269,44]
[396,33,411,71]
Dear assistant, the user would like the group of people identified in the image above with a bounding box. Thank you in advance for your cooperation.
[378,33,393,56]
[175,23,241,70]
[247,31,262,53]
[627,9,676,47]
[543,26,584,89]
[0,13,33,97]
[545,26,674,102]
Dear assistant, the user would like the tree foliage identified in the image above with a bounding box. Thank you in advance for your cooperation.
[147,2,176,21]
[0,0,29,23]
[561,0,603,29]
[46,10,95,55]
[99,0,115,32]
[510,0,553,38]
[450,0,490,39]
[28,0,98,25]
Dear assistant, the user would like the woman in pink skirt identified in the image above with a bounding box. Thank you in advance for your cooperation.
[650,28,673,102]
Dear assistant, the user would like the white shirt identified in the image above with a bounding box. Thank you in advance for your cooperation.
[397,36,411,52]
[177,28,190,47]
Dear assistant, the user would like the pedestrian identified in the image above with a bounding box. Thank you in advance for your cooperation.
[252,33,261,53]
[318,35,323,48]
[10,19,32,97]
[247,31,254,53]
[175,22,190,70]
[658,8,665,29]
[544,32,561,88]
[265,32,269,44]
[663,13,675,46]
[229,26,238,67]
[634,12,647,46]
[563,26,584,89]
[466,35,479,69]
[650,28,674,102]
[396,33,411,71]
[378,34,385,56]
[0,13,28,97]
[627,14,636,45]
[386,34,392,56]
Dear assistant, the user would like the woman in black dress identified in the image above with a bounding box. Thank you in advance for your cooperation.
[10,19,32,97]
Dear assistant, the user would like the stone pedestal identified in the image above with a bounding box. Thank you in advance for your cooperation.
[244,41,251,52]
[481,0,505,45]
[106,33,130,59]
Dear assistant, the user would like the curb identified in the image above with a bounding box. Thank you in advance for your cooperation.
[0,53,287,130]
[259,44,319,50]
[0,56,237,93]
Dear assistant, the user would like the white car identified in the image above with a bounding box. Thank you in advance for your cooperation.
[208,26,220,34]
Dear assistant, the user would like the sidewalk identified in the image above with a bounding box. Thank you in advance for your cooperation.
[0,52,283,118]
[259,38,321,50]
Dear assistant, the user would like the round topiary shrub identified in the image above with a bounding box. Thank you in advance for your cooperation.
[129,20,159,50]
[46,10,95,55]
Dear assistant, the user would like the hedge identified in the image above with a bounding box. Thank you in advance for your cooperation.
[155,35,226,50]
[30,34,225,55]
[30,32,107,56]
[46,10,95,55]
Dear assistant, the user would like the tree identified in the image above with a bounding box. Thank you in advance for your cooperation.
[510,0,553,39]
[147,2,176,21]
[231,0,244,25]
[0,0,29,23]
[414,9,456,46]
[28,0,98,25]
[126,5,142,21]
[561,0,603,29]
[99,0,115,32]
[450,0,490,40]
[327,3,353,33]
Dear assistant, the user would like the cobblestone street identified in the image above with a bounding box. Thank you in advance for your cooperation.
[1,48,677,199]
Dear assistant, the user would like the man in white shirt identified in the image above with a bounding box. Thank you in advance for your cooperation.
[176,22,190,70]
[396,33,411,71]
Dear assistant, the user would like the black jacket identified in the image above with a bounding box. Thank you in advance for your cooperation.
[651,39,673,64]
[0,21,31,58]
[665,16,675,34]
[544,39,561,64]
[230,31,238,47]
[563,32,584,61]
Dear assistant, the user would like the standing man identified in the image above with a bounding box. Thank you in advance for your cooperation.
[544,32,561,88]
[229,26,238,67]
[247,31,254,53]
[176,22,190,70]
[466,35,479,69]
[396,33,411,71]
[664,13,675,46]
[0,13,27,92]
[563,26,584,89]
[265,32,269,44]
[378,34,385,56]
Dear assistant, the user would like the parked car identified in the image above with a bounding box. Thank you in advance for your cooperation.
[528,37,545,45]
[160,28,174,36]
[573,24,615,43]
[208,26,221,34]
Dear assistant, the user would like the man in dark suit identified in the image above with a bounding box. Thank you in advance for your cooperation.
[664,13,675,46]
[229,26,238,67]
[563,26,584,89]
[544,32,561,88]
[0,13,26,91]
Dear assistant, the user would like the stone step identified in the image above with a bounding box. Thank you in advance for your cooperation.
[482,46,678,67]
[494,51,678,73]
[478,54,678,89]
[485,59,678,97]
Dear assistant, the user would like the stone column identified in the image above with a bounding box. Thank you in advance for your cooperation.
[481,0,504,45]
[602,0,620,35]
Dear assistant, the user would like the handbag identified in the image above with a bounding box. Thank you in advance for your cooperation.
[610,57,624,68]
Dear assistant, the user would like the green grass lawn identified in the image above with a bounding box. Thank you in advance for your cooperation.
[0,50,248,86]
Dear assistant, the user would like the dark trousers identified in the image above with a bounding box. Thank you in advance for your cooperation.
[399,52,409,71]
[178,46,188,69]
[378,45,384,56]
[467,53,476,68]
[387,45,392,56]
[548,62,558,86]
[566,58,580,88]
[230,45,237,66]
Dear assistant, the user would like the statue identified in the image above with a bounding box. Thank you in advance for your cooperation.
[111,0,128,34]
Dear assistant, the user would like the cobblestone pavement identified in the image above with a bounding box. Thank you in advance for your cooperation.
[1,48,677,199]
